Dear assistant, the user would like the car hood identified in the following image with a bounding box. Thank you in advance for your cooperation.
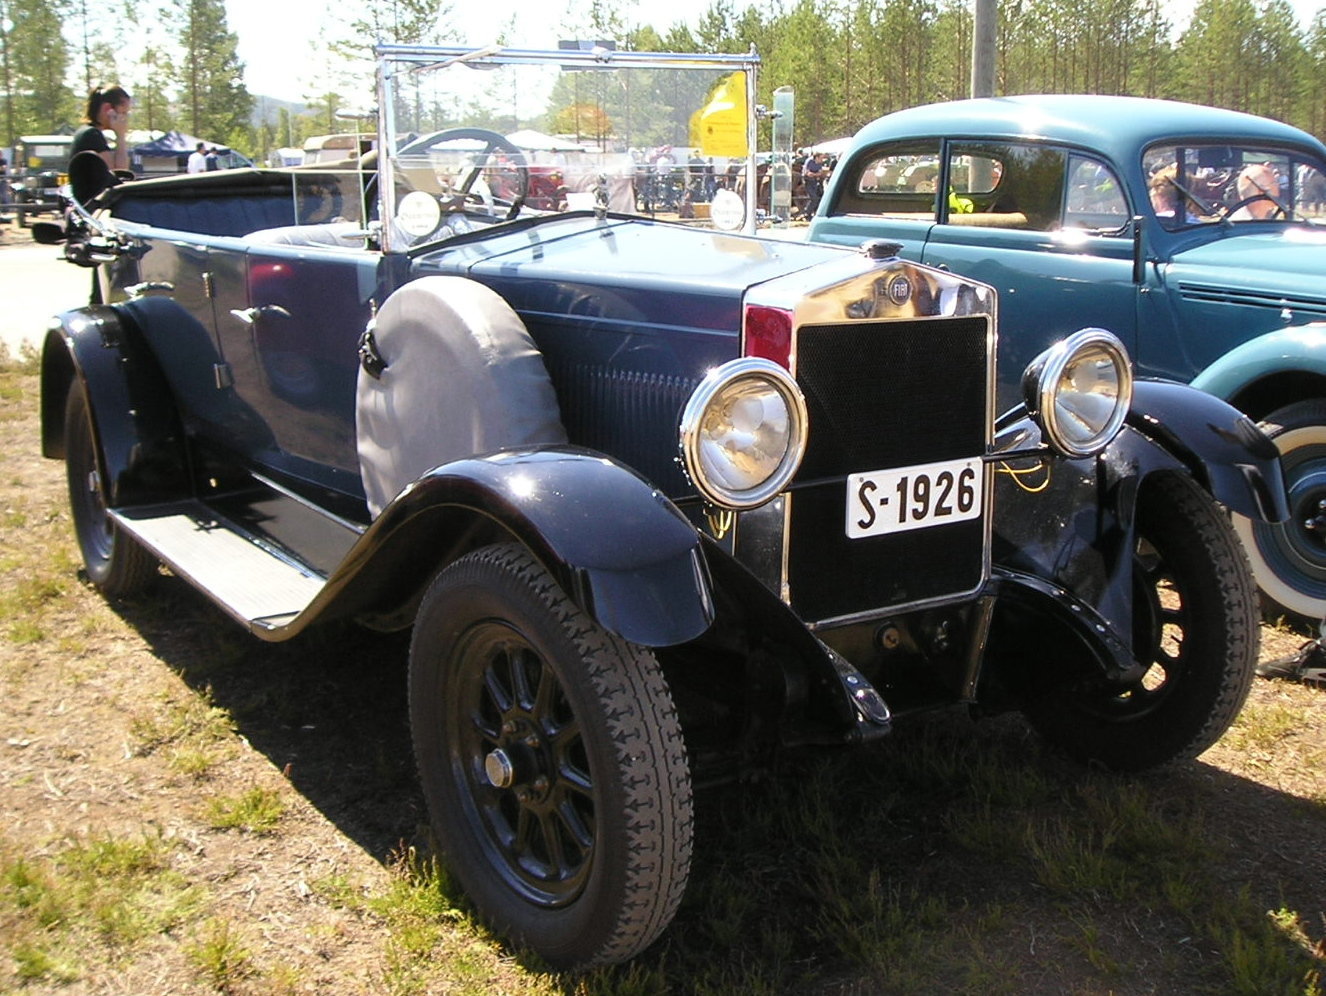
[1167,227,1326,305]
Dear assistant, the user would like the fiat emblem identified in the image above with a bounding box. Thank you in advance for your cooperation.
[885,273,912,307]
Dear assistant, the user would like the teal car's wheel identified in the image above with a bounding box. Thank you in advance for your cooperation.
[1231,400,1326,626]
[408,543,693,967]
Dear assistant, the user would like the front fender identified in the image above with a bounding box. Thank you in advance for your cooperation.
[40,305,188,507]
[1190,323,1326,406]
[1125,379,1288,523]
[323,447,714,648]
[993,404,1279,660]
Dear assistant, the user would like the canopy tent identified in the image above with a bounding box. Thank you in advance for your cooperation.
[506,129,585,152]
[809,137,852,157]
[129,130,248,175]
[130,129,235,157]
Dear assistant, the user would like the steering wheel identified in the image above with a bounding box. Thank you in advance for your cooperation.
[397,128,530,221]
[1221,192,1285,221]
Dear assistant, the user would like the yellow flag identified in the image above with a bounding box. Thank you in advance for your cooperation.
[691,72,749,158]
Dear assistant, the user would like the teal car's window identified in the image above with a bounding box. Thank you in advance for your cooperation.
[839,140,943,217]
[946,141,1067,230]
[1143,143,1326,230]
[1064,155,1128,234]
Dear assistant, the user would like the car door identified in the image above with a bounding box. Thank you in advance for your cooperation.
[918,142,1140,412]
[110,230,285,460]
[206,240,380,495]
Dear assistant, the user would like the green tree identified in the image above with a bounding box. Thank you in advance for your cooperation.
[131,45,177,135]
[167,0,252,146]
[4,0,76,135]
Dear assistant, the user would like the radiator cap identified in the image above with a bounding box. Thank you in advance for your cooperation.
[860,238,903,260]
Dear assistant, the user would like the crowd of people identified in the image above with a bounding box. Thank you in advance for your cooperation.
[630,145,838,221]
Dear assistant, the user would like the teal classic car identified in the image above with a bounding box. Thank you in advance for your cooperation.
[807,94,1326,624]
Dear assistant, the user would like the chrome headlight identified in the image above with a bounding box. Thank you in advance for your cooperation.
[680,358,808,509]
[1023,328,1132,458]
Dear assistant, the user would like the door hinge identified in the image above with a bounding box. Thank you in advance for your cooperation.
[213,362,233,389]
[202,271,214,298]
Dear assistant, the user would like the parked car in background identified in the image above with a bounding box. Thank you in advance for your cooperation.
[11,134,74,223]
[808,95,1326,623]
[38,50,1285,967]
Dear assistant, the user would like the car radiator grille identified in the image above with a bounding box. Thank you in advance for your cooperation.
[787,315,991,624]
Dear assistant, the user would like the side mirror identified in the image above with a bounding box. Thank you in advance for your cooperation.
[31,221,67,245]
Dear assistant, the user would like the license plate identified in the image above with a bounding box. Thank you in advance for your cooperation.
[846,457,983,539]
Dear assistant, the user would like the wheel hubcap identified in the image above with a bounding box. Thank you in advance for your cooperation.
[450,626,594,907]
[483,748,515,789]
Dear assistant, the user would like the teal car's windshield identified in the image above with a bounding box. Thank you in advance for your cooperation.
[1143,143,1326,230]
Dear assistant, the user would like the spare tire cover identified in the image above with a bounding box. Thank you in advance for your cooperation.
[355,275,567,517]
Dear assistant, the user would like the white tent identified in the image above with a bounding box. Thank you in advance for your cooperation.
[507,129,584,152]
[809,137,853,157]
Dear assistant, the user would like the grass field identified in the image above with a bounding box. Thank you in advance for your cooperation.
[2,348,1323,995]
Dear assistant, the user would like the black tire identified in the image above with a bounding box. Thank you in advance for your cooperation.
[1230,399,1326,626]
[408,543,693,967]
[1024,472,1257,771]
[64,381,158,596]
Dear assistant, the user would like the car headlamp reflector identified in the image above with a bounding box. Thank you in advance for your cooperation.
[680,358,808,509]
[1024,328,1132,458]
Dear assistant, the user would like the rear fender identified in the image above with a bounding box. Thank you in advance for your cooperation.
[342,447,714,648]
[40,305,189,506]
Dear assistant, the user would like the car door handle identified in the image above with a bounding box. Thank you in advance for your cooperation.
[230,305,292,325]
[124,281,175,298]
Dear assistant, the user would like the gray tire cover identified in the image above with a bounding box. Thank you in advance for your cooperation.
[355,275,567,517]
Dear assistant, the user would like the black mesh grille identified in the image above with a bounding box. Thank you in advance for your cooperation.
[788,316,990,621]
[795,316,990,480]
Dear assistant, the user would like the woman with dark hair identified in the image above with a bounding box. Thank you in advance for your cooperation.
[71,85,133,173]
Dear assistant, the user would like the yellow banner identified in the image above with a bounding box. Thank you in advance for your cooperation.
[691,72,749,158]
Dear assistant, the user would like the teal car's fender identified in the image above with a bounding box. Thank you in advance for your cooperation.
[1190,323,1326,419]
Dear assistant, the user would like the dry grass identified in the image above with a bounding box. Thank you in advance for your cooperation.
[1,356,1323,995]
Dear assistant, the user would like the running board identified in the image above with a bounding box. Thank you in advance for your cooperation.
[111,500,330,632]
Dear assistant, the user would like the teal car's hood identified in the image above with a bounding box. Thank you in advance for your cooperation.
[1167,227,1326,302]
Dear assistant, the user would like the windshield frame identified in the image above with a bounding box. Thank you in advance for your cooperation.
[372,43,762,252]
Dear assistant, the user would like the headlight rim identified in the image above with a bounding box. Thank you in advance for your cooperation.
[1029,327,1133,459]
[679,357,809,510]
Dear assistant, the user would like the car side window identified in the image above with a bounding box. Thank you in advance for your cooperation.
[835,140,943,218]
[1064,154,1129,234]
[946,141,1067,231]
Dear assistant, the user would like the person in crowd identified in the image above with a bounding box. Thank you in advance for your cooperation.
[1257,628,1326,685]
[0,151,11,217]
[1230,163,1281,220]
[187,142,207,173]
[71,85,132,173]
[1147,163,1209,224]
[204,147,220,171]
[803,151,826,215]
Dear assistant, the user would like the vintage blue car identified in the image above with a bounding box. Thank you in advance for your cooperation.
[39,50,1285,966]
[807,94,1326,624]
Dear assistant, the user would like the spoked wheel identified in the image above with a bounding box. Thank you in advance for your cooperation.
[1024,473,1257,771]
[64,381,157,596]
[409,543,692,967]
[1231,400,1326,626]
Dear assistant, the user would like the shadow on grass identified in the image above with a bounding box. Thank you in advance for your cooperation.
[105,574,1325,996]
